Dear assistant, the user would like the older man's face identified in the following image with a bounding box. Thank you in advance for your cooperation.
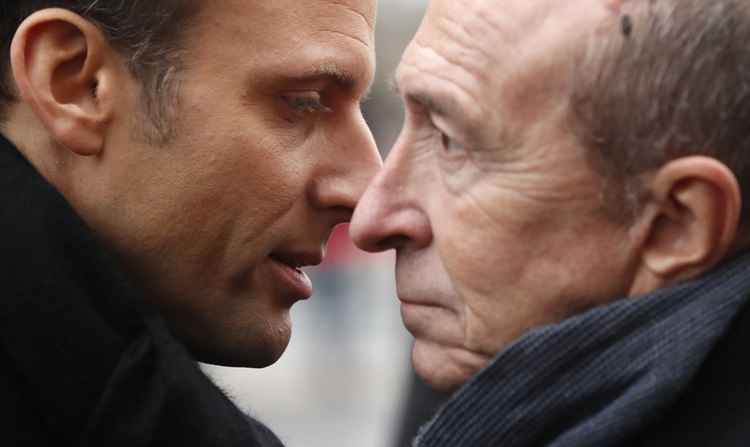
[351,0,636,390]
[81,0,379,367]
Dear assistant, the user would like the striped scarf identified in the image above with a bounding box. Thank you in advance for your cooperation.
[415,253,750,447]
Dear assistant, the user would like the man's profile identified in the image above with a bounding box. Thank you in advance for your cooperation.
[352,0,750,445]
[0,1,379,445]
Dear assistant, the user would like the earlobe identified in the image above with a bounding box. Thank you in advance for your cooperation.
[635,157,741,287]
[10,8,117,156]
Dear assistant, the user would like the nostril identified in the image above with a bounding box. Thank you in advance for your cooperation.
[331,206,354,224]
[376,235,410,251]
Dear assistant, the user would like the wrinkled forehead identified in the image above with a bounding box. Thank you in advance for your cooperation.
[399,0,617,93]
[396,0,620,137]
[421,0,613,47]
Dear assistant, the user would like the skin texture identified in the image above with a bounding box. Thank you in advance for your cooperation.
[350,0,742,392]
[6,0,380,367]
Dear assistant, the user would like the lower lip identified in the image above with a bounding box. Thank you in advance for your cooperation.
[400,300,439,317]
[399,300,442,333]
[269,259,313,302]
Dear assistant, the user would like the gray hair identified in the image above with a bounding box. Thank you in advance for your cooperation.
[0,0,197,143]
[571,0,750,224]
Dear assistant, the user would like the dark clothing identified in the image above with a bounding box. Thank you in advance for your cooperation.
[414,253,750,447]
[635,294,750,447]
[0,135,284,446]
[393,371,449,447]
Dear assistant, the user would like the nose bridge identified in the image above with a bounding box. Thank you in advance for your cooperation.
[361,129,415,215]
[338,114,382,201]
[351,130,431,252]
[310,113,382,214]
[370,135,412,199]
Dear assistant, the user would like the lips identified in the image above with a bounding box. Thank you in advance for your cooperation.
[399,297,443,308]
[270,251,323,269]
[268,251,322,303]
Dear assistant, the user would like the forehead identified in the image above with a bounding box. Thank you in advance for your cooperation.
[397,0,615,133]
[186,0,377,88]
[403,0,613,72]
[194,0,376,31]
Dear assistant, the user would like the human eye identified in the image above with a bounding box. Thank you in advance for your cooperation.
[280,91,331,122]
[440,131,466,154]
[431,114,467,156]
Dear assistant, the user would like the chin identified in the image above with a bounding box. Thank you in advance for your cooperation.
[193,334,291,368]
[411,339,487,393]
[171,316,293,368]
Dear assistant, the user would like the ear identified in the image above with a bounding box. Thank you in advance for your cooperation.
[10,8,120,156]
[629,156,741,293]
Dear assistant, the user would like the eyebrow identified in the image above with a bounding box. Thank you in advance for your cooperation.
[311,63,357,88]
[391,75,452,117]
[282,63,373,99]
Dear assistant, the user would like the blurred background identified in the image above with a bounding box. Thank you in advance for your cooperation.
[201,2,450,446]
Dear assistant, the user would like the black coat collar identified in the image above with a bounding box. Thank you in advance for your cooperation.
[0,134,283,446]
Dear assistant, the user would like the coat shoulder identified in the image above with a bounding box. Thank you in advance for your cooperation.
[634,299,750,446]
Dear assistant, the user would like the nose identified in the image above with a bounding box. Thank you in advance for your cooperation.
[308,116,382,224]
[350,133,432,253]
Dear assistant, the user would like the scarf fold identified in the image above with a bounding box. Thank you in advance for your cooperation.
[0,134,283,446]
[415,252,750,447]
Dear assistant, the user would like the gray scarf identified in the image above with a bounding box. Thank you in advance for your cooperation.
[414,253,750,447]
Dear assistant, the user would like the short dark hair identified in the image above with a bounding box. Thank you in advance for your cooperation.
[0,0,196,141]
[571,0,750,224]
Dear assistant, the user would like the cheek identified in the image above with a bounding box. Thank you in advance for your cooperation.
[433,194,597,313]
[433,193,533,299]
[187,131,305,217]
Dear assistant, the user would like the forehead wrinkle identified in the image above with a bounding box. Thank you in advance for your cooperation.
[467,1,527,50]
[433,15,496,86]
[325,0,375,30]
[430,0,519,65]
[399,51,482,121]
[397,60,486,141]
[407,39,483,105]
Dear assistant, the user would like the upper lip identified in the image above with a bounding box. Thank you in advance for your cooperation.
[399,297,440,307]
[270,250,323,269]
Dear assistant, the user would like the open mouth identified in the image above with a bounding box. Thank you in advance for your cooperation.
[269,251,322,271]
[270,254,304,272]
[266,250,321,302]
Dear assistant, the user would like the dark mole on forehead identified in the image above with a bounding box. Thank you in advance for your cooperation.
[621,14,633,37]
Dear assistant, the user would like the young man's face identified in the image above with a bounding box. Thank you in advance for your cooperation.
[87,0,380,366]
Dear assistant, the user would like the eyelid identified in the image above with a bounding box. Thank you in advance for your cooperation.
[283,91,331,114]
[430,113,459,142]
[430,114,468,154]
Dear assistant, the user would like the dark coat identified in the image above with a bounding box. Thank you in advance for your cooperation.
[412,251,750,447]
[633,298,750,446]
[0,135,284,446]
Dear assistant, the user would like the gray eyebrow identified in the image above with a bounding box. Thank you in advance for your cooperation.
[409,91,451,117]
[391,74,451,117]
